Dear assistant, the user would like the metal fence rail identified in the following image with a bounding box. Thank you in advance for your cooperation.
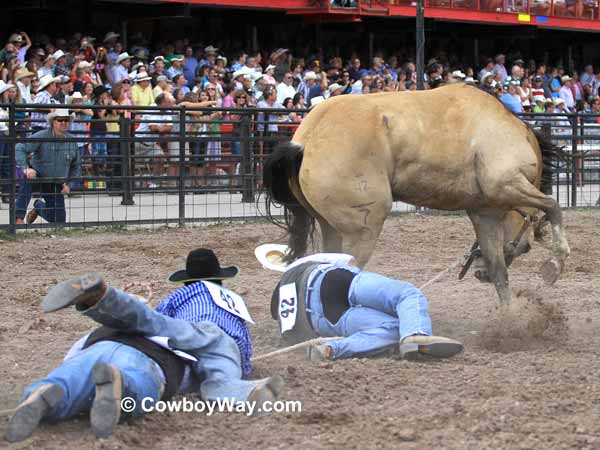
[0,105,599,234]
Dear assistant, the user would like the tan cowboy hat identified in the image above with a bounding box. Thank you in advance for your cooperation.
[204,45,219,54]
[14,68,35,82]
[37,74,62,92]
[254,244,290,272]
[103,31,120,42]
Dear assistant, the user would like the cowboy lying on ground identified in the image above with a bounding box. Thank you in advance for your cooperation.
[6,249,282,442]
[261,248,464,361]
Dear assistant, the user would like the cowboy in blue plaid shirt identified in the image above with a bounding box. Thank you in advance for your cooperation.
[6,249,282,442]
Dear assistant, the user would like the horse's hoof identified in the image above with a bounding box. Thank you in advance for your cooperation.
[474,270,492,283]
[540,258,563,285]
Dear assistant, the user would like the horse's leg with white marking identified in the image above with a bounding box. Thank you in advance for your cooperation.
[468,211,512,305]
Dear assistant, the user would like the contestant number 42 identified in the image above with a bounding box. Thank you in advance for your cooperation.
[278,283,298,332]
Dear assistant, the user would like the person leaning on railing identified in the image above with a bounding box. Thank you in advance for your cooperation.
[15,109,81,224]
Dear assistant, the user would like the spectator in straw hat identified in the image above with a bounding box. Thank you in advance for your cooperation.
[31,74,61,131]
[202,45,219,67]
[15,108,80,224]
[111,52,131,84]
[131,72,154,106]
[559,75,575,111]
[15,67,35,104]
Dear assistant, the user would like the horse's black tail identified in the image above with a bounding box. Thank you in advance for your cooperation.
[263,141,315,261]
[532,127,565,195]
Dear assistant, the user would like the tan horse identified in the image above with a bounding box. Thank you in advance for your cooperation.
[264,84,570,304]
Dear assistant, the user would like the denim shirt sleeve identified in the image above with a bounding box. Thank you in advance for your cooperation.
[16,139,42,169]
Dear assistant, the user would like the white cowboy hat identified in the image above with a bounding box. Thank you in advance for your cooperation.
[66,91,83,104]
[151,55,165,65]
[553,97,565,106]
[216,55,228,66]
[233,67,254,79]
[0,80,16,95]
[264,64,276,73]
[77,61,93,69]
[451,70,466,79]
[303,71,317,81]
[103,31,120,42]
[204,45,219,54]
[52,50,65,60]
[328,83,343,94]
[136,74,152,82]
[46,108,75,124]
[254,244,290,272]
[533,95,545,103]
[117,52,132,64]
[37,74,62,92]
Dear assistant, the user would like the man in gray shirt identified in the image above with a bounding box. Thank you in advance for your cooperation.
[15,109,80,224]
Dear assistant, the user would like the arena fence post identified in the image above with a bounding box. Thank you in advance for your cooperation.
[178,107,186,227]
[570,113,578,207]
[241,112,254,203]
[120,116,134,206]
[8,103,16,235]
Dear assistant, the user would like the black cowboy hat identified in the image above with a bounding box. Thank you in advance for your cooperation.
[169,248,238,283]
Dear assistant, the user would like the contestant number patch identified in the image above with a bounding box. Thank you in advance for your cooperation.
[278,283,298,333]
[204,281,255,324]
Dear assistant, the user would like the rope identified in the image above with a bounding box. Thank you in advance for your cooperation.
[252,257,465,362]
[0,265,466,419]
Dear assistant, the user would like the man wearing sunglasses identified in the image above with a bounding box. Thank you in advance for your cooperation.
[15,108,80,224]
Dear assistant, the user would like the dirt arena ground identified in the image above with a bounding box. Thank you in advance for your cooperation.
[1,210,599,450]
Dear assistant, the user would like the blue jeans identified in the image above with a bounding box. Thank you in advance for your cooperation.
[23,341,163,421]
[85,288,263,402]
[16,182,66,222]
[308,267,432,359]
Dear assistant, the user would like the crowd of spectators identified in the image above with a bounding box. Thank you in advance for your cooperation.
[1,29,600,211]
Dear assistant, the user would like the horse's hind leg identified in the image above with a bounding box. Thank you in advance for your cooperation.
[501,175,570,285]
[468,210,512,305]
